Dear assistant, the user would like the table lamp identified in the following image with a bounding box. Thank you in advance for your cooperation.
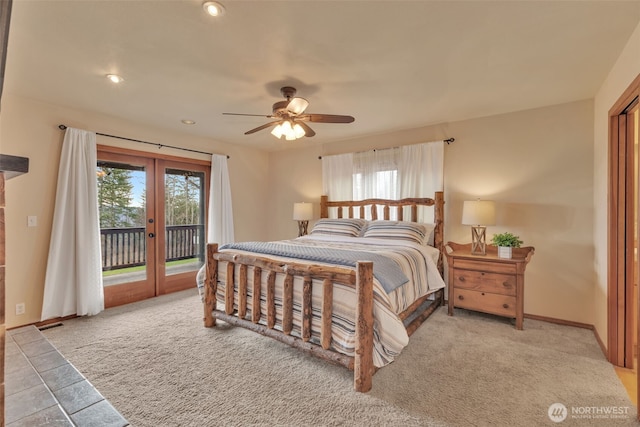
[293,202,313,237]
[462,200,496,255]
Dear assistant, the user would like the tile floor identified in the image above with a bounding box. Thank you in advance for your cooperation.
[5,325,129,426]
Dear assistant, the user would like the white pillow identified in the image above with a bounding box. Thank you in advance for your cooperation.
[423,223,436,246]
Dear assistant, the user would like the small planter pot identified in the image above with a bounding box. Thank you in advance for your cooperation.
[498,246,512,259]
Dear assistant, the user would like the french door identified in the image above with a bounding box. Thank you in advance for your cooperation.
[97,146,210,307]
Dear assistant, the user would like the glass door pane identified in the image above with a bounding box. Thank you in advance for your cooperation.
[97,151,156,308]
[163,168,206,277]
[98,161,148,285]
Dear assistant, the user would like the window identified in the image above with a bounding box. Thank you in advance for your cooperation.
[353,169,398,200]
[322,141,444,222]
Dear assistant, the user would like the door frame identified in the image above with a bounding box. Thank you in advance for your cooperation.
[98,145,210,306]
[608,74,640,424]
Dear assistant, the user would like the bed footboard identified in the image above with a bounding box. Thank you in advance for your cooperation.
[203,243,375,392]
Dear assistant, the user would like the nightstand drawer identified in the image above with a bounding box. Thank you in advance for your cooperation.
[453,259,517,275]
[453,288,516,317]
[452,270,516,296]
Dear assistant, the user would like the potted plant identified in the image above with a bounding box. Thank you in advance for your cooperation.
[490,232,523,259]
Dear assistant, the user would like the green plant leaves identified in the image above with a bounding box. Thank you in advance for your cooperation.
[490,232,523,248]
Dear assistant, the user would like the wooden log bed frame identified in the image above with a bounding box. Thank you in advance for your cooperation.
[203,192,445,392]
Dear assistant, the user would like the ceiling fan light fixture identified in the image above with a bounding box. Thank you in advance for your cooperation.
[271,123,284,138]
[285,133,296,141]
[293,123,306,139]
[271,120,305,141]
[203,1,225,17]
[281,120,293,135]
[287,97,309,115]
[224,86,354,139]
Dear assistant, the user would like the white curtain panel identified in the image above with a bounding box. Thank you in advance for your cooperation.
[322,152,354,201]
[399,141,444,222]
[399,141,444,196]
[207,154,235,245]
[41,127,104,321]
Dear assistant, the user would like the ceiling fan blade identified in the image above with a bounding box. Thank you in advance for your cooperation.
[286,97,309,115]
[244,120,281,135]
[223,113,274,118]
[301,114,355,124]
[296,121,316,137]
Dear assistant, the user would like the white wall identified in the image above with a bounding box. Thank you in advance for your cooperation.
[0,94,270,328]
[268,100,595,325]
[593,20,640,346]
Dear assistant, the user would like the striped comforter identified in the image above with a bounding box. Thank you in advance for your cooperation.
[196,235,445,367]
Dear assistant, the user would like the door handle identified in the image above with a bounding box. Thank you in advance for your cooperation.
[148,233,155,238]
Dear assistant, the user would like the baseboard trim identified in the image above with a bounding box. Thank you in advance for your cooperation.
[524,313,607,358]
[7,314,78,331]
[36,315,78,328]
[524,313,592,329]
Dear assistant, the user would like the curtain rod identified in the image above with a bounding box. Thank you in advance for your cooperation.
[317,138,454,160]
[58,125,229,159]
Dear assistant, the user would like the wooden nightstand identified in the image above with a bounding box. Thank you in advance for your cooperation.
[444,242,534,330]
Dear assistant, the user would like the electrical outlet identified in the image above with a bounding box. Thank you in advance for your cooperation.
[27,216,37,227]
[16,303,25,315]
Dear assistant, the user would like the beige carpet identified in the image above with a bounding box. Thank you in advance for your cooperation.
[42,289,636,426]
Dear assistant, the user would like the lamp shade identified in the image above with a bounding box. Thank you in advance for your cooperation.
[462,200,496,226]
[271,123,284,138]
[293,202,313,221]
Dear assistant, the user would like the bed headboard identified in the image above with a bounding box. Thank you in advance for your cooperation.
[320,191,445,274]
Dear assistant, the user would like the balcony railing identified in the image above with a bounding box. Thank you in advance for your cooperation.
[100,224,204,271]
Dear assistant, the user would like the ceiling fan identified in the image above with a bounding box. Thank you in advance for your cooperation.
[223,86,355,140]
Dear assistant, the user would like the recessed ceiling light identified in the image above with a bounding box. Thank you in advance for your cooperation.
[203,1,225,17]
[181,119,196,125]
[106,74,124,84]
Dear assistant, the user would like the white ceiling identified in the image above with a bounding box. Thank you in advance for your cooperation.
[4,1,640,152]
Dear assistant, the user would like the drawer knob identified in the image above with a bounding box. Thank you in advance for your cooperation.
[503,282,510,287]
[503,303,509,309]
[458,295,464,300]
[459,276,465,282]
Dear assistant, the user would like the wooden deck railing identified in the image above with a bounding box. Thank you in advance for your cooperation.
[100,224,204,271]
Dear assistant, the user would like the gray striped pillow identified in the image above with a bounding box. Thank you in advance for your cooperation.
[362,221,427,245]
[310,218,368,237]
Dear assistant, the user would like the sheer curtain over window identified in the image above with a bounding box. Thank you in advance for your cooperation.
[353,148,400,200]
[207,154,234,245]
[322,152,354,201]
[322,141,444,221]
[399,141,444,222]
[399,141,444,198]
[41,127,104,321]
